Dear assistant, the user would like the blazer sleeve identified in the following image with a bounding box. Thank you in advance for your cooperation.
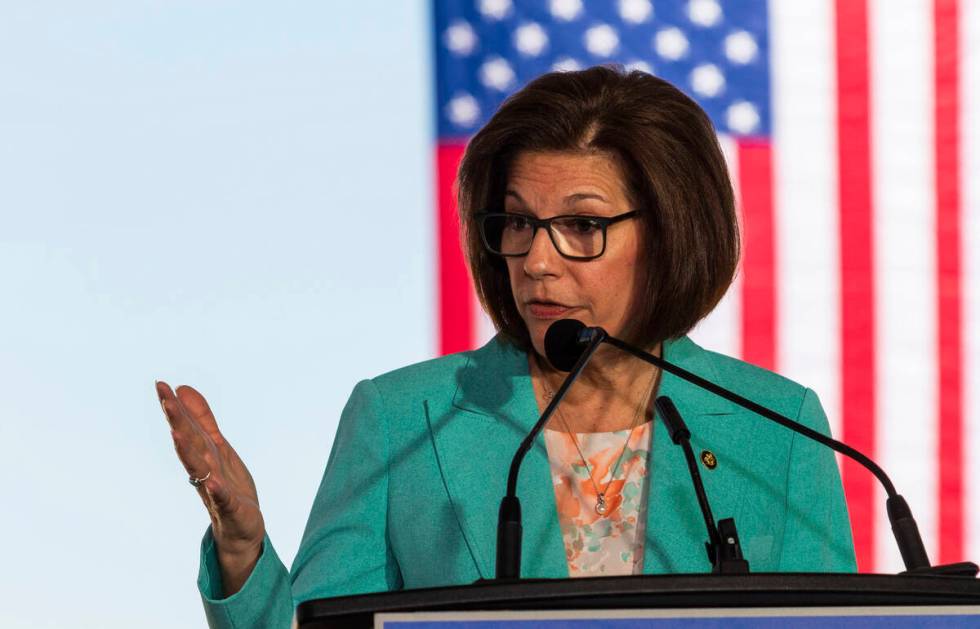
[776,388,858,572]
[290,377,404,600]
[198,531,293,628]
[196,378,403,628]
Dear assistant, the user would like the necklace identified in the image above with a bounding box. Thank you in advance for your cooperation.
[538,361,658,517]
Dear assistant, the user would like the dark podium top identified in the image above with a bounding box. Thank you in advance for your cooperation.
[296,573,980,628]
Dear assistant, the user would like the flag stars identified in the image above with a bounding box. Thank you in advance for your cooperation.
[691,63,725,97]
[514,22,549,57]
[444,20,478,57]
[478,0,512,21]
[726,101,760,135]
[688,0,723,27]
[654,27,689,60]
[479,56,517,91]
[725,30,759,65]
[439,5,770,137]
[550,0,583,21]
[619,0,653,24]
[584,24,620,57]
[446,93,481,128]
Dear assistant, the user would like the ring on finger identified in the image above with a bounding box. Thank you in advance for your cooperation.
[189,471,211,487]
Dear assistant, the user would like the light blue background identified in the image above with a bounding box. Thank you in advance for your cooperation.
[0,2,433,627]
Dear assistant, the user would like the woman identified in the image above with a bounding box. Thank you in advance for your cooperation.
[158,66,856,628]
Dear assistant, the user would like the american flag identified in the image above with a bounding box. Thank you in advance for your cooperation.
[433,0,979,573]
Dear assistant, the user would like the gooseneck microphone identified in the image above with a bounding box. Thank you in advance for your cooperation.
[494,320,606,580]
[547,319,978,577]
[656,395,748,574]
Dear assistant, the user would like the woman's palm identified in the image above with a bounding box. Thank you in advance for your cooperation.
[157,382,265,556]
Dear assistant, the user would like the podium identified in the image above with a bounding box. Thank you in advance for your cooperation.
[296,573,980,628]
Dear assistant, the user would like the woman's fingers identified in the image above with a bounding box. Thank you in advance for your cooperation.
[156,380,192,433]
[175,384,225,445]
[156,380,267,568]
[163,401,239,520]
[157,381,256,508]
[158,381,215,480]
[170,385,254,497]
[167,405,215,479]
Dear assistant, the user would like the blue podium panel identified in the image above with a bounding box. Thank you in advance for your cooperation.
[377,606,980,628]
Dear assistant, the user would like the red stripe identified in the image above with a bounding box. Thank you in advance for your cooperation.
[737,141,777,371]
[933,0,964,564]
[835,0,877,572]
[437,143,473,355]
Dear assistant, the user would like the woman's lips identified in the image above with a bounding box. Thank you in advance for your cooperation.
[526,302,574,319]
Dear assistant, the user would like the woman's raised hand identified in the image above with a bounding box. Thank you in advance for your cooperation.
[157,381,265,596]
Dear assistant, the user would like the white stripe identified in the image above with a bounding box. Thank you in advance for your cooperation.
[474,296,498,347]
[689,134,741,358]
[963,0,980,564]
[769,0,842,441]
[870,0,938,571]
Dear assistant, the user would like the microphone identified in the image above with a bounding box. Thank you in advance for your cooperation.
[493,321,607,580]
[548,319,978,577]
[656,395,748,574]
[543,318,602,371]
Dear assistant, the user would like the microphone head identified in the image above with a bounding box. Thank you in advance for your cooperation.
[544,319,588,372]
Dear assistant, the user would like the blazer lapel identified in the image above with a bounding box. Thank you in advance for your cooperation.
[643,336,748,573]
[425,337,568,580]
[428,335,758,578]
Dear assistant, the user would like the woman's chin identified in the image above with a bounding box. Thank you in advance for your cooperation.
[529,333,547,359]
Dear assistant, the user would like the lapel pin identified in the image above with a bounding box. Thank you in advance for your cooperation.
[700,450,718,470]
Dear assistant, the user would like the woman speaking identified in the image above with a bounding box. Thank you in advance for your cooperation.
[157,66,856,628]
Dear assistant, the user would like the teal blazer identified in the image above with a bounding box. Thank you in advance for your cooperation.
[198,335,856,628]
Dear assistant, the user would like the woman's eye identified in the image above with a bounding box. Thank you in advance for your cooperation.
[504,215,531,231]
[568,218,601,234]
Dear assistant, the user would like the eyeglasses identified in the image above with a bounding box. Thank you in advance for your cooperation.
[477,210,639,261]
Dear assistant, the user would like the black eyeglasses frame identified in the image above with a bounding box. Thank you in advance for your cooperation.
[477,210,640,261]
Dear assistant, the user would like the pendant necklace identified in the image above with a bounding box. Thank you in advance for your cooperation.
[539,361,658,517]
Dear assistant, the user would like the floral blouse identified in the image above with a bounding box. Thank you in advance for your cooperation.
[543,422,653,576]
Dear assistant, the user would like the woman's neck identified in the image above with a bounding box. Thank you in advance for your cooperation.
[530,342,662,433]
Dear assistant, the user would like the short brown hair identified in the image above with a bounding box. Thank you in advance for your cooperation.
[457,65,739,351]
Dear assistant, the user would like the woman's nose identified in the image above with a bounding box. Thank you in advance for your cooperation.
[523,226,562,278]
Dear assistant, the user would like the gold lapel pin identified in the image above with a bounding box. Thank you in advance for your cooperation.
[700,450,718,470]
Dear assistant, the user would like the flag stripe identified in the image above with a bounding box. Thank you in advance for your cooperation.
[437,143,472,355]
[474,291,497,347]
[770,0,843,442]
[870,0,938,571]
[690,136,741,358]
[738,140,777,371]
[933,0,964,564]
[964,0,980,564]
[835,0,877,571]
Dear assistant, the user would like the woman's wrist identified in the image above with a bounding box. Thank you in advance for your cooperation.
[215,537,264,597]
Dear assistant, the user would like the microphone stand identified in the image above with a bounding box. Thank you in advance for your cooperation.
[494,328,607,580]
[656,395,748,574]
[599,333,977,578]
